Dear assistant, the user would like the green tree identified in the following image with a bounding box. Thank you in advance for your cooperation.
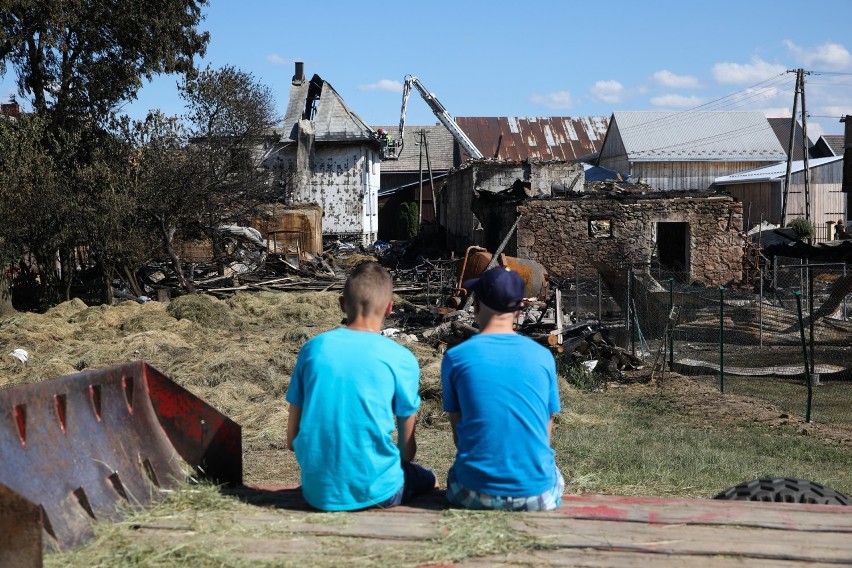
[0,0,208,120]
[180,65,279,270]
[118,111,204,293]
[0,0,209,306]
[0,114,80,307]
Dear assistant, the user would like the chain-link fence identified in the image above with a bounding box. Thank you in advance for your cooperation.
[626,259,852,427]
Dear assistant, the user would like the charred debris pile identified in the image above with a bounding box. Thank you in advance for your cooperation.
[119,229,641,378]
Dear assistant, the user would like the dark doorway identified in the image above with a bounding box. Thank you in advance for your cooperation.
[656,222,690,273]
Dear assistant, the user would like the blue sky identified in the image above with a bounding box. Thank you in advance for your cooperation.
[3,0,852,135]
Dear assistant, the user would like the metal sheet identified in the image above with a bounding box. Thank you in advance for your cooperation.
[456,117,608,162]
[0,361,242,550]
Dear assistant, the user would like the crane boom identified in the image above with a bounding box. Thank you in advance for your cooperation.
[399,75,484,160]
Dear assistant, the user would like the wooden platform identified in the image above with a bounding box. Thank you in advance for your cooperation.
[132,486,852,566]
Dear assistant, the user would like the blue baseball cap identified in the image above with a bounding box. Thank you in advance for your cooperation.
[464,267,525,313]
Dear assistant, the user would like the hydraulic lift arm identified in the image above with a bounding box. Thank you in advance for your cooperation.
[399,75,484,160]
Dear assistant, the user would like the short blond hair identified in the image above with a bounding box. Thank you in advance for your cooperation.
[342,262,393,319]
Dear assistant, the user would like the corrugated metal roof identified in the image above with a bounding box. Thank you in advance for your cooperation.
[455,116,608,161]
[714,156,843,184]
[611,111,787,162]
[373,125,455,172]
[767,118,813,160]
[281,74,376,144]
[821,134,845,156]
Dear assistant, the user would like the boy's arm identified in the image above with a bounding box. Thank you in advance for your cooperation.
[287,404,302,451]
[397,414,417,463]
[548,415,554,443]
[448,412,461,448]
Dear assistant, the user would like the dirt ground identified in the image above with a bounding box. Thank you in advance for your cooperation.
[646,371,852,445]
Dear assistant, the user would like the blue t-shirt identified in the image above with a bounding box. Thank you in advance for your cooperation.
[441,333,560,497]
[286,328,420,511]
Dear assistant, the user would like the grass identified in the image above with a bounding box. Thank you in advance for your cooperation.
[554,386,852,497]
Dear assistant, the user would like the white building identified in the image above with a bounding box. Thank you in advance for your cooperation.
[267,63,381,245]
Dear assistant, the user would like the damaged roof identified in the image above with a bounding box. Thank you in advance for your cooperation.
[455,116,609,161]
[282,74,377,144]
[714,156,843,184]
[373,125,455,172]
[607,111,787,162]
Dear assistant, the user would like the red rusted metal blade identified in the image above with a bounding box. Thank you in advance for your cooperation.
[0,483,42,566]
[0,361,242,550]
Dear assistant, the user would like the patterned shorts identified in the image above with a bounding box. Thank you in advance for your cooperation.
[446,466,565,511]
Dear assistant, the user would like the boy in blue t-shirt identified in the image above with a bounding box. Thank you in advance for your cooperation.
[286,262,435,510]
[441,266,565,511]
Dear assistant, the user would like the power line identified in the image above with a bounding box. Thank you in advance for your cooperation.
[809,71,852,77]
[613,73,791,135]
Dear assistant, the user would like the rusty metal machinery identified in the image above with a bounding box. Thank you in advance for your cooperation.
[0,361,242,551]
[452,247,549,307]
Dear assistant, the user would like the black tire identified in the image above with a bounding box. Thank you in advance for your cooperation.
[714,477,850,505]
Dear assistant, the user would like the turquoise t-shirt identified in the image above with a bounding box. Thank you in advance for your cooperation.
[286,328,420,511]
[441,333,560,497]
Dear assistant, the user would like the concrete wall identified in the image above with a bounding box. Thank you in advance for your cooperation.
[268,144,379,245]
[511,195,743,286]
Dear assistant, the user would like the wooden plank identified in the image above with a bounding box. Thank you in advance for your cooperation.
[561,494,852,531]
[464,549,847,568]
[512,517,852,563]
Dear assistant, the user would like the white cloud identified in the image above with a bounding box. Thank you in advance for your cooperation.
[652,70,700,89]
[761,107,792,118]
[358,79,404,93]
[785,40,852,70]
[649,94,706,108]
[820,105,852,118]
[712,57,786,84]
[266,54,291,65]
[590,80,625,104]
[807,122,827,138]
[529,90,573,109]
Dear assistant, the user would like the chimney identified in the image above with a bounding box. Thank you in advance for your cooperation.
[292,62,305,86]
[1,98,19,118]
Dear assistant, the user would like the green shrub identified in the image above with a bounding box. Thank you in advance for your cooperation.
[788,217,815,240]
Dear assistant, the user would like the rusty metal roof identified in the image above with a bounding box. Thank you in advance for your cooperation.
[455,116,609,161]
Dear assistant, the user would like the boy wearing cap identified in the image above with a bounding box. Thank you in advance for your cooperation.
[441,266,564,511]
[286,261,436,510]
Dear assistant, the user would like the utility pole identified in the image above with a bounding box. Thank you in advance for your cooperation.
[781,69,802,228]
[801,70,811,227]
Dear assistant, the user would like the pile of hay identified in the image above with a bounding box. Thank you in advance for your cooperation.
[0,291,446,483]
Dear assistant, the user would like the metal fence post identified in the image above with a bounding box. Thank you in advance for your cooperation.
[626,264,632,351]
[794,290,813,423]
[759,268,764,348]
[844,263,848,322]
[719,286,725,393]
[772,257,777,306]
[668,278,674,369]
